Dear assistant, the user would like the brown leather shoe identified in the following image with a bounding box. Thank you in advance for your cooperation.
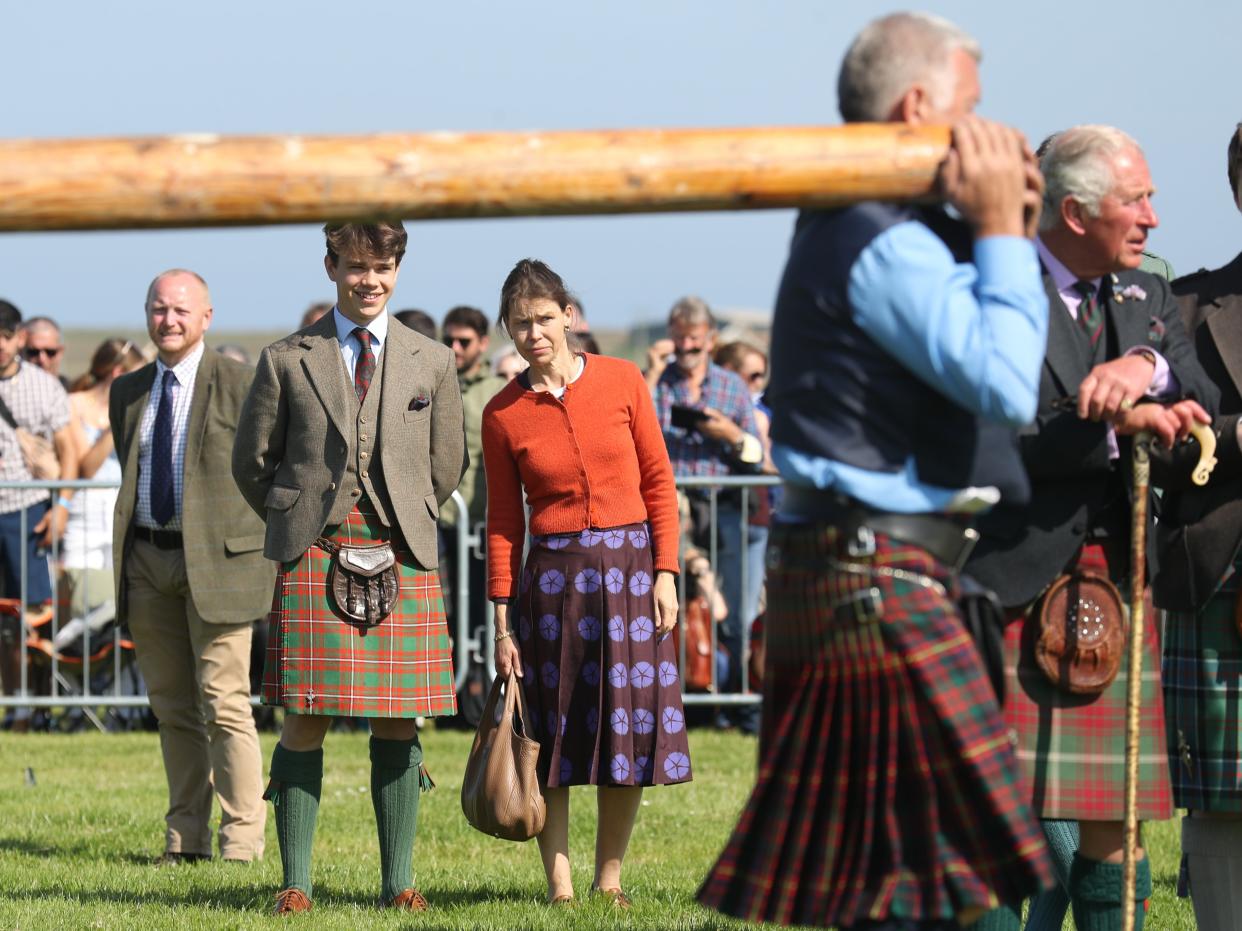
[273,888,312,915]
[590,886,632,909]
[385,888,429,911]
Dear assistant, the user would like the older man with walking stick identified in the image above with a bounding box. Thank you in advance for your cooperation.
[966,125,1219,930]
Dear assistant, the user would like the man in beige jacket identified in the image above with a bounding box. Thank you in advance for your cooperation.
[110,269,275,863]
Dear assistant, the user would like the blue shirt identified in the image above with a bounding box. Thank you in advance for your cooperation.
[777,223,1047,513]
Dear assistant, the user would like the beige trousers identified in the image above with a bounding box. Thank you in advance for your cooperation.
[125,538,265,859]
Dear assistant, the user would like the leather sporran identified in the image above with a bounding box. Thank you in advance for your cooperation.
[1035,571,1126,695]
[460,670,546,841]
[317,538,399,628]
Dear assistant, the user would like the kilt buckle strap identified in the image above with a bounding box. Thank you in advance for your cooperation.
[316,537,399,629]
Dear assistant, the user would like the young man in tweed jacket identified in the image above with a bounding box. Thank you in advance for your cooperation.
[232,221,465,914]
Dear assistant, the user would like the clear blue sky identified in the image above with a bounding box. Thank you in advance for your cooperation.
[3,0,1239,333]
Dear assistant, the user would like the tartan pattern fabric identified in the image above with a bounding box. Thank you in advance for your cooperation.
[135,342,203,531]
[698,522,1052,927]
[0,361,70,514]
[261,496,456,718]
[653,362,757,477]
[1003,542,1173,821]
[1163,560,1242,812]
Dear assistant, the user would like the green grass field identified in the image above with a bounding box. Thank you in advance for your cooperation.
[0,728,1196,930]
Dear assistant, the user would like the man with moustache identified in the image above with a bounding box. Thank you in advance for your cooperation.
[966,126,1219,929]
[110,269,274,863]
[233,222,465,914]
[647,297,763,724]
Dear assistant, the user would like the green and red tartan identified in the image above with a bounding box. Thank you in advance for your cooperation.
[1163,556,1242,813]
[698,523,1052,927]
[1003,542,1173,821]
[261,497,456,718]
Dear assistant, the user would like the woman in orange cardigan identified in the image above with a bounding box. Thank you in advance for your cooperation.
[483,259,691,908]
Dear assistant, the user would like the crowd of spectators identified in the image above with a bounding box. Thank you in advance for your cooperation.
[0,294,771,733]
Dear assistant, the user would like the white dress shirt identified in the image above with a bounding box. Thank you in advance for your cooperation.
[333,307,388,383]
[135,342,204,531]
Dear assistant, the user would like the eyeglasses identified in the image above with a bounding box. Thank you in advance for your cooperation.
[443,335,476,348]
[24,347,63,359]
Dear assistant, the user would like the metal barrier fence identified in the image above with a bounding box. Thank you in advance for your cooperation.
[0,475,780,724]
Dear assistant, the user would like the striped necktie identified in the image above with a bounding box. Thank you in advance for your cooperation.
[1073,280,1105,349]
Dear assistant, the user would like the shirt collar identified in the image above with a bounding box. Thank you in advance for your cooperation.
[154,340,205,384]
[333,307,388,349]
[1036,236,1101,300]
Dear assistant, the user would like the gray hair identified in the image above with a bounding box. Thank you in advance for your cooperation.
[1039,125,1143,232]
[837,12,981,123]
[1229,123,1242,213]
[667,295,715,330]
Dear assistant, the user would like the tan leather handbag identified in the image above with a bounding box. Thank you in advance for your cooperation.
[460,670,546,841]
[1035,571,1126,695]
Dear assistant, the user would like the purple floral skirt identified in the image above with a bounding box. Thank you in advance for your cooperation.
[513,522,692,788]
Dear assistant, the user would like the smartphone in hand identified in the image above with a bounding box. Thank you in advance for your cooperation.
[671,404,708,431]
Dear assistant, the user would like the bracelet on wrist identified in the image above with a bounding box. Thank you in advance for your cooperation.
[494,629,512,643]
[56,495,72,509]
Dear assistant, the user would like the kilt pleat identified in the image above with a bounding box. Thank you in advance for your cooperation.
[1004,542,1173,821]
[1163,564,1242,812]
[698,522,1052,926]
[260,496,456,718]
[513,523,692,788]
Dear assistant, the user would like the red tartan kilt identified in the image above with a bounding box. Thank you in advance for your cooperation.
[698,522,1052,927]
[261,498,456,719]
[1003,542,1173,821]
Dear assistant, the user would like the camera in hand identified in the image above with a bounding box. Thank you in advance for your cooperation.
[671,404,709,431]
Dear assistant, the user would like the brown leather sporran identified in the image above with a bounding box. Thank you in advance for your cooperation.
[461,670,546,841]
[1035,571,1126,695]
[316,538,399,628]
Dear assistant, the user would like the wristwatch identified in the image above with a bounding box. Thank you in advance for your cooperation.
[732,433,763,465]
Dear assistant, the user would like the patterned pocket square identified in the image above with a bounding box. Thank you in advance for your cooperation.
[409,394,430,411]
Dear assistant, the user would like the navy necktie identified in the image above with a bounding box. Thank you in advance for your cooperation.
[151,369,177,526]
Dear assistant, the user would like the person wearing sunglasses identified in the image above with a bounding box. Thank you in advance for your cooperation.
[438,305,505,728]
[20,316,68,389]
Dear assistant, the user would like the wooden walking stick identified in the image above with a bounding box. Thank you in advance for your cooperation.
[0,124,948,231]
[1122,422,1217,930]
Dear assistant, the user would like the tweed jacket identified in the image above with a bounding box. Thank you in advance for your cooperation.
[1153,253,1242,610]
[967,266,1219,607]
[110,347,276,624]
[231,312,466,568]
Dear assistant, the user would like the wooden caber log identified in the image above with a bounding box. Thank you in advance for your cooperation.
[0,125,949,231]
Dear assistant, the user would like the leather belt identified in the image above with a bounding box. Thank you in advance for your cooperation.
[132,526,184,550]
[783,486,979,571]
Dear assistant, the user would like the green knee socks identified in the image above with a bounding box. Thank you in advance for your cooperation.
[266,744,323,897]
[370,735,426,903]
[1069,853,1153,931]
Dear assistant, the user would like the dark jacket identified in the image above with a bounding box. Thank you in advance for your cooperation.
[1154,253,1242,611]
[967,266,1220,607]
